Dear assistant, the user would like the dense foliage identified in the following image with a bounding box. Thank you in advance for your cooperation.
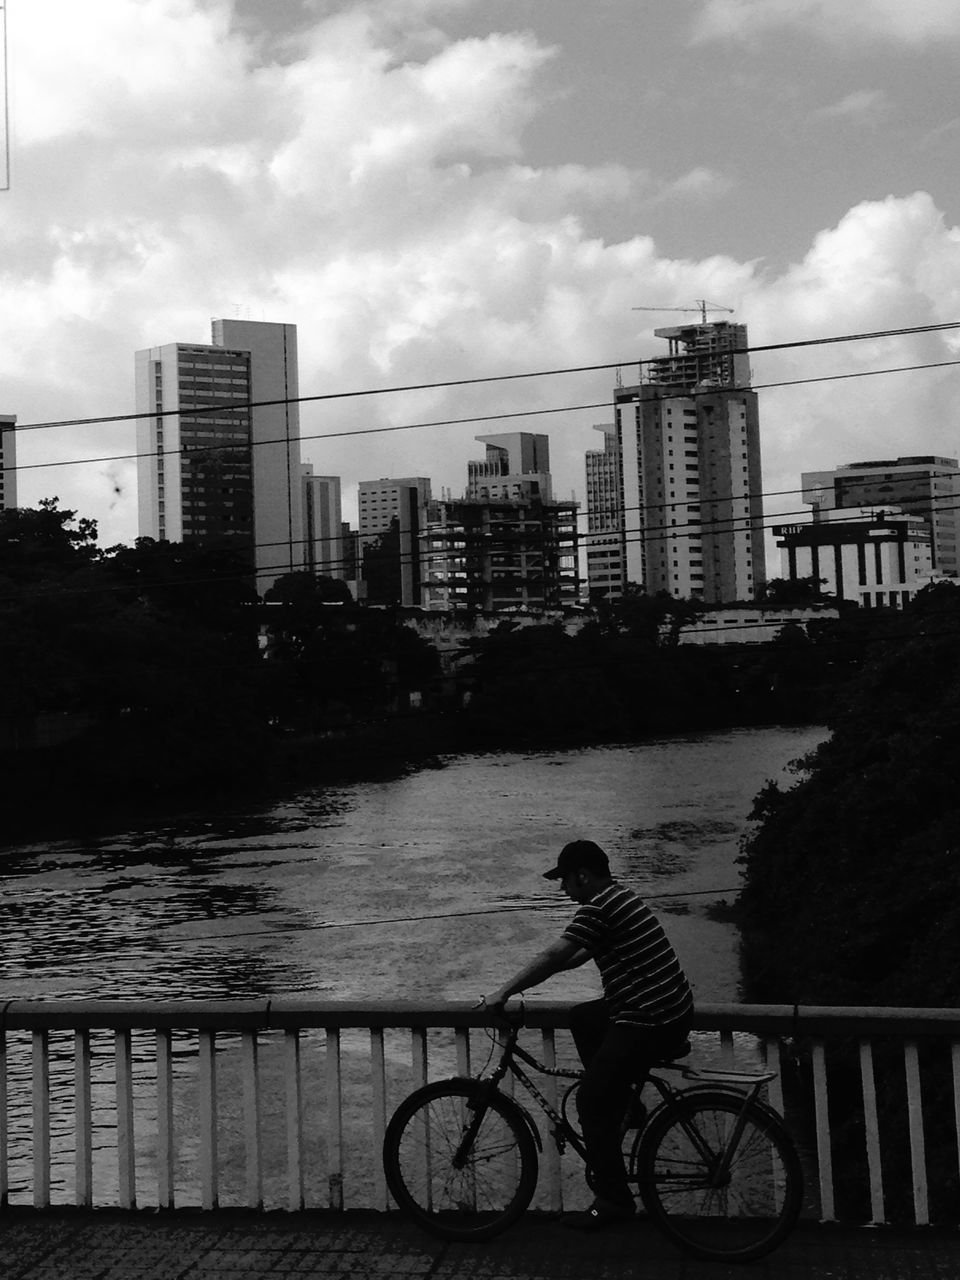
[737,581,960,1221]
[738,580,960,1006]
[459,593,876,743]
[0,502,440,822]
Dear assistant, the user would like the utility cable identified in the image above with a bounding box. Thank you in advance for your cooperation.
[15,888,746,956]
[10,356,960,479]
[7,318,960,438]
[15,353,960,478]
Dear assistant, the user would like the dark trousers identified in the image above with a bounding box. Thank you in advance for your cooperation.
[570,999,691,1209]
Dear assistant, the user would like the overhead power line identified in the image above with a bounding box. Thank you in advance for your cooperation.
[11,355,960,478]
[10,319,960,438]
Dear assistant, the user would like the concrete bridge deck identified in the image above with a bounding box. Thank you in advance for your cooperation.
[2,1209,960,1279]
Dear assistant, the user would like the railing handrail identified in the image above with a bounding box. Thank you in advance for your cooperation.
[4,997,960,1222]
[3,997,960,1037]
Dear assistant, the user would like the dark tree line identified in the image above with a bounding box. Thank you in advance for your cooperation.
[0,501,440,820]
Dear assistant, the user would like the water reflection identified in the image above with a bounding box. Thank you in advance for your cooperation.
[1,727,826,1005]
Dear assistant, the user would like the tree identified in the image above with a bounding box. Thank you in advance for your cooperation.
[606,589,705,646]
[759,576,830,607]
[361,519,403,605]
[736,585,960,1222]
[0,498,100,587]
[737,582,960,1007]
[104,537,259,636]
[263,571,354,655]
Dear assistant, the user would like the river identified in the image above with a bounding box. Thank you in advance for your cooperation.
[1,725,825,1007]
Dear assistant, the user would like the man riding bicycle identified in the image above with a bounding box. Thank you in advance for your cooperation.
[483,839,694,1231]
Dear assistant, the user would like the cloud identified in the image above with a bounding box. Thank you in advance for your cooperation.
[694,0,960,46]
[741,193,960,547]
[812,90,889,124]
[3,1,960,573]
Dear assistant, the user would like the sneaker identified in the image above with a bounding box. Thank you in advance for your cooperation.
[561,1198,636,1231]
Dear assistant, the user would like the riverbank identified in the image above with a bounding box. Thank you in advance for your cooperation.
[2,707,827,846]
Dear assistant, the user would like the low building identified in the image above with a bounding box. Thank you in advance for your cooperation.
[774,507,934,609]
[802,456,960,577]
[676,605,840,646]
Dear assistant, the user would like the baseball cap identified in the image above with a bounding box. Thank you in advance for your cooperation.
[543,840,610,881]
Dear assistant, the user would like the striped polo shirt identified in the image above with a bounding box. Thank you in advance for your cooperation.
[563,881,694,1027]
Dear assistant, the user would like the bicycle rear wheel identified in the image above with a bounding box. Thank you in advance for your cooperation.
[383,1079,539,1242]
[632,1090,802,1262]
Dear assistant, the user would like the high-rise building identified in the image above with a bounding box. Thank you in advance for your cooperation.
[302,467,345,581]
[422,432,579,612]
[135,319,303,595]
[0,414,15,510]
[584,424,624,602]
[357,477,432,606]
[802,456,960,578]
[614,321,765,604]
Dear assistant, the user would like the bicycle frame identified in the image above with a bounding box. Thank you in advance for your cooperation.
[471,1023,780,1183]
[645,1064,778,1188]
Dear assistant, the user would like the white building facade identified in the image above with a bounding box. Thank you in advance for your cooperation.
[774,507,934,608]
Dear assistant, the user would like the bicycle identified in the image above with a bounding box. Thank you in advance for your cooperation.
[382,1009,803,1262]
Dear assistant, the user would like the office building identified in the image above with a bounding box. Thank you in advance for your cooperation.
[774,506,933,608]
[302,468,345,581]
[422,433,578,612]
[802,457,960,578]
[467,433,553,501]
[136,319,304,595]
[584,424,625,602]
[357,477,432,606]
[0,414,15,510]
[614,321,765,604]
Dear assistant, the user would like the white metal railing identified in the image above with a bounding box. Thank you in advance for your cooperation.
[2,999,959,1223]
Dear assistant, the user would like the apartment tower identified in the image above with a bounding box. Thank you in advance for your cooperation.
[0,415,15,510]
[302,467,345,582]
[614,321,765,603]
[584,424,624,602]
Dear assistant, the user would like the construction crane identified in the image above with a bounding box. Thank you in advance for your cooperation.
[632,300,734,323]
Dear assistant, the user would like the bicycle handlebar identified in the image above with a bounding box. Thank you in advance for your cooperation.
[476,995,526,1028]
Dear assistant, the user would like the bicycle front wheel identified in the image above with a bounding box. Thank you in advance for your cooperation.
[632,1091,802,1263]
[383,1079,539,1242]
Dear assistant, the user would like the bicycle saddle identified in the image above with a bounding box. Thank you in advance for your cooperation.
[653,1038,692,1064]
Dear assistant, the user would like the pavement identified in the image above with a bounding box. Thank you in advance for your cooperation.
[2,1210,960,1280]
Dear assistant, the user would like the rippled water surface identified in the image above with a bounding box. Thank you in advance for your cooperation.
[1,726,825,1006]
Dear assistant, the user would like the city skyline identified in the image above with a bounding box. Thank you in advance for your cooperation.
[3,1,960,580]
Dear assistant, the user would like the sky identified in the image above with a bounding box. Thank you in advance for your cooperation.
[3,0,960,577]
